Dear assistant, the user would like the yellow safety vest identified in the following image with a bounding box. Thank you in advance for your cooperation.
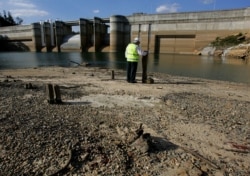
[126,43,139,62]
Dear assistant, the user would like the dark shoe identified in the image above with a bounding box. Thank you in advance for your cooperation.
[131,80,137,83]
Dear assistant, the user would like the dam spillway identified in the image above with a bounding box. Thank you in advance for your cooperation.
[0,7,250,54]
[61,34,81,51]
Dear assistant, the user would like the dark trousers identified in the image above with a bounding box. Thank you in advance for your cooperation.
[127,61,138,82]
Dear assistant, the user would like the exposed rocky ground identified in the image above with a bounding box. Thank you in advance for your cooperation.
[200,33,250,60]
[0,66,249,176]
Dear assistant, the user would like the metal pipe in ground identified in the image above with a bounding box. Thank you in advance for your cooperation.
[142,53,148,83]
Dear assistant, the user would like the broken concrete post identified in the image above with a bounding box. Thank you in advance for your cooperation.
[111,70,115,80]
[46,84,54,104]
[53,85,62,104]
[25,83,33,89]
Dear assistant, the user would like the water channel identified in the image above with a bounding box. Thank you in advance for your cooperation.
[0,52,249,84]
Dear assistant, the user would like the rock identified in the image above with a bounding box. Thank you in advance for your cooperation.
[201,46,216,56]
[223,44,250,59]
[130,133,151,153]
[226,49,249,59]
[214,49,223,57]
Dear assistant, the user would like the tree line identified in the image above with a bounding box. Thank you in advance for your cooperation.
[0,11,25,51]
[0,10,23,27]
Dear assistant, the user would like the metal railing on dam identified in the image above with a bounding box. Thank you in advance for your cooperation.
[0,7,250,53]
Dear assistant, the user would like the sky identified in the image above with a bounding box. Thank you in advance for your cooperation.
[0,0,249,24]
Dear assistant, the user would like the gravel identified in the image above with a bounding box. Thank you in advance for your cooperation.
[0,67,249,176]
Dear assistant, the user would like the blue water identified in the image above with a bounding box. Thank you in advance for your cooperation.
[0,52,249,83]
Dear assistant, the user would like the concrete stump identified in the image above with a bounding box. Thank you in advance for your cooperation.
[111,70,115,80]
[46,84,54,104]
[53,85,62,104]
[25,83,33,89]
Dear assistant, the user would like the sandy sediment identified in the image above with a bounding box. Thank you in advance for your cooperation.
[0,66,249,175]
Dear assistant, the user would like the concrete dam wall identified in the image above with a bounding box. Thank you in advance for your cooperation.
[125,7,250,54]
[1,7,250,54]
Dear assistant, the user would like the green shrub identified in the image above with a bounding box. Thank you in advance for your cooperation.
[211,33,245,49]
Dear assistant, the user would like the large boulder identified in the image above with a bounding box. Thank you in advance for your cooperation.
[222,44,250,59]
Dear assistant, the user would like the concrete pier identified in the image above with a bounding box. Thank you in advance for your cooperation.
[110,15,129,52]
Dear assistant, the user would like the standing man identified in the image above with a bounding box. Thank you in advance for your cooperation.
[125,37,147,83]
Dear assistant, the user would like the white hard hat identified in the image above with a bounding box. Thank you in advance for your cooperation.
[134,37,140,42]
